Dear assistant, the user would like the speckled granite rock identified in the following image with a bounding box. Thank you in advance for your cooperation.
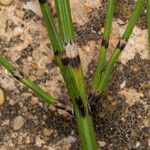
[0,0,150,150]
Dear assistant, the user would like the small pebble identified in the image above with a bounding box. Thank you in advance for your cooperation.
[120,80,126,89]
[13,115,24,131]
[43,128,53,136]
[98,140,106,147]
[0,0,12,6]
[14,9,25,18]
[0,88,5,105]
[36,137,45,147]
[135,141,140,148]
[148,138,150,146]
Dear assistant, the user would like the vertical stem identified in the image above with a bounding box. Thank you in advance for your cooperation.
[97,0,145,92]
[54,0,98,149]
[93,0,114,90]
[54,0,75,42]
[39,0,78,98]
[74,108,98,150]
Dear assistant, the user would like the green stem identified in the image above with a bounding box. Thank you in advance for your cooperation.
[39,1,64,53]
[75,108,98,150]
[55,0,88,103]
[54,0,98,149]
[39,0,78,98]
[54,0,75,42]
[122,0,145,40]
[93,0,114,90]
[103,0,115,39]
[0,55,56,104]
[97,0,145,91]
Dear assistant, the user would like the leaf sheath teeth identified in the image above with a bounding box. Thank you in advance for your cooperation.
[12,70,24,80]
[75,96,87,117]
[101,37,109,48]
[116,39,128,51]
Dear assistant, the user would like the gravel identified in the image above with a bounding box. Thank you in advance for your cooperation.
[0,88,5,105]
[13,115,24,131]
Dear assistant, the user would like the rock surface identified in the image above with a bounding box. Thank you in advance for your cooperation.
[0,0,12,6]
[0,88,5,105]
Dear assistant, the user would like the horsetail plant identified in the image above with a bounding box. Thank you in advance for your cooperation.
[41,0,98,149]
[93,0,114,90]
[0,0,148,149]
[54,0,98,149]
[96,0,145,92]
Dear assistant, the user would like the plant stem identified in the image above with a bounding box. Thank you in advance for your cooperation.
[54,0,98,149]
[55,0,88,104]
[74,107,98,150]
[54,0,75,42]
[97,0,145,92]
[147,0,150,50]
[39,0,78,98]
[93,0,114,90]
[0,55,56,104]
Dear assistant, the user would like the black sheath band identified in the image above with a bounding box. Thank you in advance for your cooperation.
[54,50,59,56]
[70,55,81,67]
[38,0,47,4]
[101,37,109,48]
[61,57,70,66]
[12,70,24,81]
[116,39,127,51]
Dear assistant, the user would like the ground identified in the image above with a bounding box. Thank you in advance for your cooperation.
[0,0,150,150]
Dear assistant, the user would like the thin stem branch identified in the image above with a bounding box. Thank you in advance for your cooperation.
[97,0,145,92]
[93,0,114,90]
[55,0,88,104]
[0,55,56,104]
[39,0,78,98]
[54,0,75,42]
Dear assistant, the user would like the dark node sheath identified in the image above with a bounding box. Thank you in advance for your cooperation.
[75,96,87,117]
[38,0,47,4]
[70,55,81,67]
[12,70,24,81]
[101,37,109,48]
[54,50,59,56]
[116,39,127,51]
[61,57,70,66]
[88,91,101,102]
[64,39,75,47]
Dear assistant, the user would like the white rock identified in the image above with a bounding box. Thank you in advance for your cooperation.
[13,115,24,130]
[36,137,45,147]
[120,80,126,89]
[0,0,12,6]
[0,88,5,105]
[135,141,140,148]
[98,140,106,147]
[13,27,23,36]
[22,1,42,17]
